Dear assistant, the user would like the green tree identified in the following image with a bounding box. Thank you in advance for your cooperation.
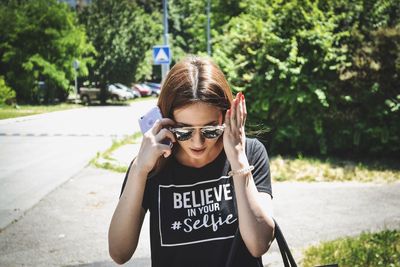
[168,0,207,60]
[327,0,400,156]
[212,0,399,157]
[213,0,349,155]
[79,0,162,100]
[168,0,243,62]
[0,0,95,104]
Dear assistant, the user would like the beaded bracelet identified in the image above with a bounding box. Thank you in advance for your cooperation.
[228,165,255,177]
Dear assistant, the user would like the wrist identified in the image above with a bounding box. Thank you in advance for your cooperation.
[228,165,254,177]
[228,153,250,171]
[131,159,151,180]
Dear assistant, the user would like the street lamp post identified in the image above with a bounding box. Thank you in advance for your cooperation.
[161,0,170,81]
[207,0,211,56]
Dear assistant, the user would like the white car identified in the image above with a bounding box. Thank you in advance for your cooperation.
[108,84,132,101]
[114,83,141,99]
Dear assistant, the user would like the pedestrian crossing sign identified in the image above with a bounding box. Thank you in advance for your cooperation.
[153,45,171,65]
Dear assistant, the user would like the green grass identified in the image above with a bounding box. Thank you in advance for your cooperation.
[270,155,400,183]
[0,103,82,120]
[126,95,158,104]
[302,229,400,267]
[90,132,142,173]
[125,96,158,105]
[89,137,400,183]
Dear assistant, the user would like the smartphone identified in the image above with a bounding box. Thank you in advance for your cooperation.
[138,106,163,134]
[138,106,172,146]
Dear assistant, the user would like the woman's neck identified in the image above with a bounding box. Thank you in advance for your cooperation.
[175,140,224,168]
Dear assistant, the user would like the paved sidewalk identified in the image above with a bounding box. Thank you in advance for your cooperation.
[0,142,399,266]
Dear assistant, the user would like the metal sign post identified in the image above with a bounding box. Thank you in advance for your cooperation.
[153,45,171,82]
[72,59,80,104]
[152,0,171,82]
[162,0,170,81]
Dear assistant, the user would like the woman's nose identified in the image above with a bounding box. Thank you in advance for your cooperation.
[191,129,205,145]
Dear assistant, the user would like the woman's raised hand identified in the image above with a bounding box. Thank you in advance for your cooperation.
[223,92,248,167]
[135,118,176,174]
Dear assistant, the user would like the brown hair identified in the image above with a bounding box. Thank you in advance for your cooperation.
[158,55,233,119]
[151,55,233,174]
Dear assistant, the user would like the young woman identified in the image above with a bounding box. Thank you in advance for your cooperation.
[108,56,275,267]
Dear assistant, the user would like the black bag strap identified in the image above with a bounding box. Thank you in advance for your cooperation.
[273,218,298,267]
[227,219,339,267]
[226,219,298,267]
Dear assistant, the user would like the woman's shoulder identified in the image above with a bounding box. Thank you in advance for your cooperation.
[245,137,265,151]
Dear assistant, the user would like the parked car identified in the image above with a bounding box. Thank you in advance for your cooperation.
[114,83,141,99]
[145,82,161,96]
[79,86,101,104]
[79,84,132,104]
[132,83,152,97]
[108,84,133,101]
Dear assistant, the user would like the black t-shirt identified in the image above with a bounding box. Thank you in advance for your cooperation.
[121,138,272,267]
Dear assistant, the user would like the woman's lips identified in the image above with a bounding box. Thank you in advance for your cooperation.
[190,148,206,155]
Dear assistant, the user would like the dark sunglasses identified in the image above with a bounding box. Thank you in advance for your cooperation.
[169,125,225,141]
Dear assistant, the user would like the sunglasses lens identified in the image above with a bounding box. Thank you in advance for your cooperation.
[174,130,193,141]
[201,127,224,139]
[171,126,224,141]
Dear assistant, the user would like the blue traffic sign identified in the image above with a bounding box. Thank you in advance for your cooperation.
[153,45,171,64]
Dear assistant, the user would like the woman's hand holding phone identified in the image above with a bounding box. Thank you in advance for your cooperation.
[136,107,176,174]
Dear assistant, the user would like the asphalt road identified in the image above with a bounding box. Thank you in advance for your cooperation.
[0,99,157,230]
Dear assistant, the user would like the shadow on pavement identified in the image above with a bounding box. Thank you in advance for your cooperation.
[64,258,151,267]
[81,102,132,107]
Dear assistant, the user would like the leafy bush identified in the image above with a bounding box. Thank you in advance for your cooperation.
[212,0,400,157]
[0,76,16,105]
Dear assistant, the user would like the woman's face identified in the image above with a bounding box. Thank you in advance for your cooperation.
[172,102,224,164]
